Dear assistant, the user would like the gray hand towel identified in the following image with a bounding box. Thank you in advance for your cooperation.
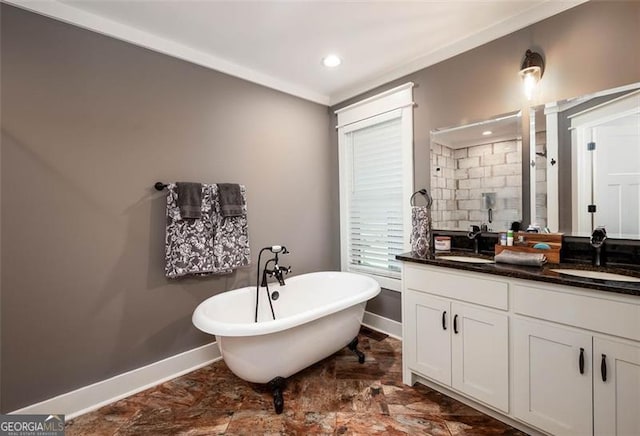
[218,183,244,217]
[176,182,203,219]
[495,250,547,267]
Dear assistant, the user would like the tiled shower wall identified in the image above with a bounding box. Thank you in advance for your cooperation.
[430,143,457,228]
[431,139,524,231]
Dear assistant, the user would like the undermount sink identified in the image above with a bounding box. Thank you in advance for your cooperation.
[550,269,640,283]
[437,255,494,264]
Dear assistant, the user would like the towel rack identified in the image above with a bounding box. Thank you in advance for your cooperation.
[410,189,433,209]
[154,182,168,191]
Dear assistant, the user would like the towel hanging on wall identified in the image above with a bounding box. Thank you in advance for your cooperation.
[210,184,251,271]
[410,189,433,258]
[164,183,250,278]
[176,182,203,219]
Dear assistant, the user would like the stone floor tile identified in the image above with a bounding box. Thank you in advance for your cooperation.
[66,333,522,436]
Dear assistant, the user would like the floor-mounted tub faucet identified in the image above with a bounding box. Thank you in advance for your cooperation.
[467,225,482,254]
[590,227,607,266]
[255,245,291,322]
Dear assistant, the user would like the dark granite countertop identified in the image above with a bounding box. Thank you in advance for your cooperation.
[396,251,640,297]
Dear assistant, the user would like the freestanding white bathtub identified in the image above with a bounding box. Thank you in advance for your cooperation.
[192,271,380,386]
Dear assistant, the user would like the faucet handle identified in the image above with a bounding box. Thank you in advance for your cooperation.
[590,226,607,247]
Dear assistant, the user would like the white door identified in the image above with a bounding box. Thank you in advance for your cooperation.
[404,290,451,386]
[513,318,592,436]
[571,90,640,236]
[592,114,640,238]
[593,337,640,436]
[451,302,509,412]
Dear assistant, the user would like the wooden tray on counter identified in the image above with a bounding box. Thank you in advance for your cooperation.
[494,232,563,264]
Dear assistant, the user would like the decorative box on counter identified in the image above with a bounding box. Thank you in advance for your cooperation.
[495,232,563,264]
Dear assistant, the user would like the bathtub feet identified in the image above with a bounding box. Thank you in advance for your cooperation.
[268,376,286,414]
[348,337,365,364]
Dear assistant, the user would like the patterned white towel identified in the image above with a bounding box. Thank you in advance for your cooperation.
[164,184,250,278]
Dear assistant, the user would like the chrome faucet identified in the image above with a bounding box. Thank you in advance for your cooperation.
[467,225,482,254]
[590,227,607,267]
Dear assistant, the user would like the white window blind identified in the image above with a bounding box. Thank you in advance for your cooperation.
[337,82,414,292]
[346,117,404,278]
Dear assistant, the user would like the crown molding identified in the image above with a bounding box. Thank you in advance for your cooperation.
[4,0,331,105]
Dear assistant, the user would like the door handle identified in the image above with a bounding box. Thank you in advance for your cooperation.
[453,314,459,334]
[601,354,607,382]
[442,311,447,330]
[579,348,585,374]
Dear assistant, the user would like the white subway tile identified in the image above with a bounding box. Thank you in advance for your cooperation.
[454,148,468,159]
[506,152,521,164]
[468,144,493,157]
[507,175,522,186]
[481,153,505,166]
[458,156,480,169]
[493,140,518,153]
[482,176,506,188]
[493,164,521,176]
[455,168,469,179]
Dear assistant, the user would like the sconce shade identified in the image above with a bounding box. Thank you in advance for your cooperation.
[519,49,545,100]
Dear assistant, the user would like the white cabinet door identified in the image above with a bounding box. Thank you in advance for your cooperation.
[513,318,592,436]
[594,337,640,436]
[451,302,509,412]
[404,290,451,386]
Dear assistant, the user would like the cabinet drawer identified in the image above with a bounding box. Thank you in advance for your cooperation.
[405,265,508,310]
[514,284,640,341]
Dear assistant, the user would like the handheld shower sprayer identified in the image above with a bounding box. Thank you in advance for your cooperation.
[269,245,289,254]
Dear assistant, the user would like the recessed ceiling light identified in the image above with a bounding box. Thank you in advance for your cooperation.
[482,130,493,136]
[322,54,341,68]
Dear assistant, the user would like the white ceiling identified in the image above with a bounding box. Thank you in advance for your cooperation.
[8,0,585,105]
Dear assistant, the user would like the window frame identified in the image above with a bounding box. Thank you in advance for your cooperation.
[336,83,414,292]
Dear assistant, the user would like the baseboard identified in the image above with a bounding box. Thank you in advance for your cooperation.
[10,341,221,420]
[362,311,402,339]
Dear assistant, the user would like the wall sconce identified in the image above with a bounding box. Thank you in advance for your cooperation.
[519,49,545,100]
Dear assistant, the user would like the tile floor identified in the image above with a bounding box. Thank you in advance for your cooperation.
[67,330,527,435]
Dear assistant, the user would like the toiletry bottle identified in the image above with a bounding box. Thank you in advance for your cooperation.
[507,230,514,246]
[500,233,507,246]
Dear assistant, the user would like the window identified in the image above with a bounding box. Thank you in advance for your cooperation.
[336,83,414,292]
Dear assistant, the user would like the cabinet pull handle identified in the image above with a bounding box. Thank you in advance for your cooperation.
[601,354,607,382]
[453,314,459,334]
[579,348,585,374]
[442,311,447,330]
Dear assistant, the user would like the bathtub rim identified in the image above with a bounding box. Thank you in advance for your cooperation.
[192,271,380,337]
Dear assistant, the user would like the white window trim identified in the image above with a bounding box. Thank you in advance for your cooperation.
[336,82,414,292]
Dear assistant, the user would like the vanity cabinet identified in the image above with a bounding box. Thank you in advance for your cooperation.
[513,282,640,435]
[401,261,640,436]
[593,337,640,436]
[403,265,509,412]
[513,318,593,436]
[513,318,640,436]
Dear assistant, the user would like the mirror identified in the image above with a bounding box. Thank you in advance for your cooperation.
[430,111,522,232]
[531,82,640,238]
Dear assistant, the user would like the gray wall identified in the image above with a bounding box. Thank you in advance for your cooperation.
[342,1,640,323]
[0,5,338,412]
